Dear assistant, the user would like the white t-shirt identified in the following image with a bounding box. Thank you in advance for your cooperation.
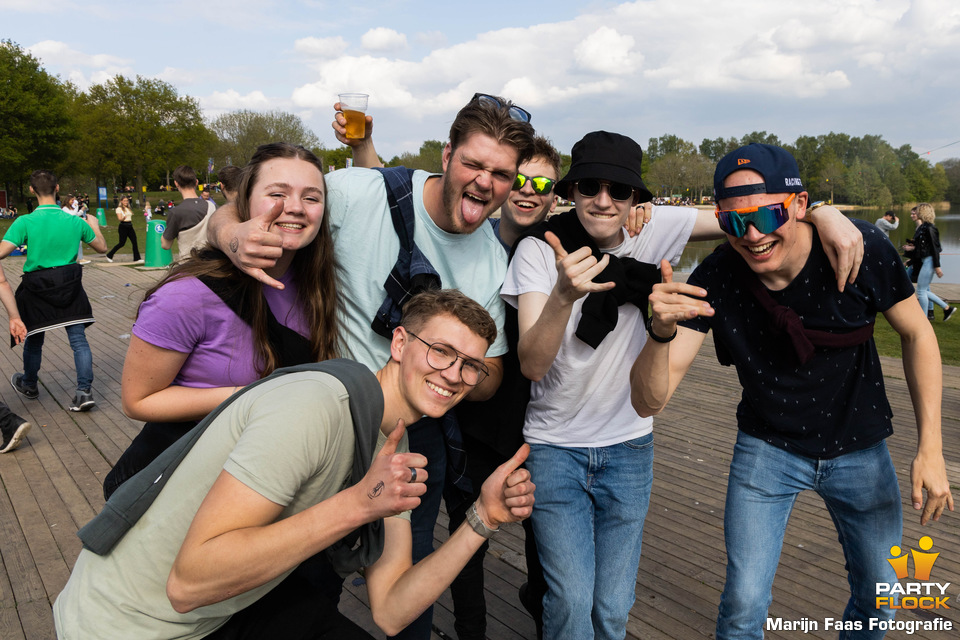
[326,168,508,371]
[501,206,697,447]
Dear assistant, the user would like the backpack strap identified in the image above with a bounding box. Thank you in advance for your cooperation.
[78,359,383,561]
[370,167,441,339]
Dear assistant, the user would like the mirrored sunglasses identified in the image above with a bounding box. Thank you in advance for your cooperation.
[576,178,635,202]
[471,93,532,123]
[715,193,796,238]
[513,173,555,195]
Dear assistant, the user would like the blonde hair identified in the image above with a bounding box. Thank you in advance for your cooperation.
[916,203,936,224]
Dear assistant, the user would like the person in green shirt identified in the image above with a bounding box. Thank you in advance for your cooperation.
[2,170,107,411]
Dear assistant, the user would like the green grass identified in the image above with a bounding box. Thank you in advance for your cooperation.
[873,308,960,366]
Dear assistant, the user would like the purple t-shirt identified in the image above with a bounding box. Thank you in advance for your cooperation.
[132,270,307,388]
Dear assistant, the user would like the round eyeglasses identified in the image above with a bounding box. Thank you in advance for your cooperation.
[408,332,489,386]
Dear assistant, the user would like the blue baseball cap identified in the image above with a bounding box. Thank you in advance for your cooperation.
[714,143,804,201]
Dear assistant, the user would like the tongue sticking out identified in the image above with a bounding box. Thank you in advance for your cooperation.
[461,194,486,226]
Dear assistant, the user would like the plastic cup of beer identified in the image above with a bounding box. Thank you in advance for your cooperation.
[338,93,369,140]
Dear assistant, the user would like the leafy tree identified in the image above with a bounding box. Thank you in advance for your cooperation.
[688,153,715,202]
[699,136,739,162]
[940,158,960,203]
[929,163,949,202]
[210,109,320,168]
[818,132,854,166]
[788,135,821,181]
[904,157,938,202]
[0,40,75,202]
[813,155,846,204]
[83,75,213,198]
[318,146,355,171]
[385,140,445,173]
[646,134,696,162]
[740,131,781,147]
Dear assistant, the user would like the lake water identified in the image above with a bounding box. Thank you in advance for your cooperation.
[677,205,960,284]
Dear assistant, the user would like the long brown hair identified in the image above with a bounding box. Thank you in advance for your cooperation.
[139,142,340,376]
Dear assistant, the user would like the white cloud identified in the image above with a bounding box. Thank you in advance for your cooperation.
[573,27,640,75]
[26,40,133,88]
[202,89,274,111]
[294,36,349,59]
[361,27,408,52]
[414,31,447,49]
[28,40,130,70]
[283,0,960,156]
[155,67,200,87]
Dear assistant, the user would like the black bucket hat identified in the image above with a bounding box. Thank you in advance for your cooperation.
[555,131,653,204]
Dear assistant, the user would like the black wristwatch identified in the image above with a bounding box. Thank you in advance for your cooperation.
[645,316,677,343]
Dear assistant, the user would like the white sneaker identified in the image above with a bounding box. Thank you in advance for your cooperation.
[105,256,113,263]
[79,259,91,265]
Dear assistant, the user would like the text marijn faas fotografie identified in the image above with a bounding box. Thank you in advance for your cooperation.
[767,616,953,634]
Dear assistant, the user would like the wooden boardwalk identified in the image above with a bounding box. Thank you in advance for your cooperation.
[0,253,957,640]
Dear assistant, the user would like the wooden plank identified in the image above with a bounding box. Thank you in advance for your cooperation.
[1,257,958,640]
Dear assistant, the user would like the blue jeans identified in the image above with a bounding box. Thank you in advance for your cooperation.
[916,256,947,313]
[527,434,654,640]
[22,324,93,392]
[717,432,902,640]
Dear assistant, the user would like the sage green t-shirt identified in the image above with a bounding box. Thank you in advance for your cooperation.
[54,371,406,640]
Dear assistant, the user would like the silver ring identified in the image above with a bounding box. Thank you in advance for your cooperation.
[408,467,418,483]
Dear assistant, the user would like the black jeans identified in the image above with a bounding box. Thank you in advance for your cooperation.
[446,435,546,640]
[202,570,343,640]
[107,221,140,260]
[0,402,26,435]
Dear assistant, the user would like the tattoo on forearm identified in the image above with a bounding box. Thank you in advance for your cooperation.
[229,238,239,254]
[368,481,384,499]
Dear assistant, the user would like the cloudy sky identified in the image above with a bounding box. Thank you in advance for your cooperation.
[4,0,959,162]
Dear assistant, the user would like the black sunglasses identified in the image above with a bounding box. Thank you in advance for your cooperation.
[575,179,635,202]
[471,93,532,123]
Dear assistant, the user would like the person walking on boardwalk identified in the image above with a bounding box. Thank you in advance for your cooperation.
[3,170,108,412]
[631,143,953,639]
[909,203,956,322]
[105,195,141,263]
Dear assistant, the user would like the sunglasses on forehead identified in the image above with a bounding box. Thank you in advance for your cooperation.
[513,173,555,194]
[715,193,797,238]
[471,93,532,123]
[575,179,635,202]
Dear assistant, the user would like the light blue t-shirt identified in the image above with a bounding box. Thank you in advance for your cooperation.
[326,168,508,371]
